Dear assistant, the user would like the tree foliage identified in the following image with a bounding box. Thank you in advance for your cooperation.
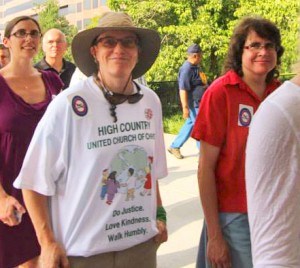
[107,0,300,82]
[34,0,78,62]
[234,0,300,75]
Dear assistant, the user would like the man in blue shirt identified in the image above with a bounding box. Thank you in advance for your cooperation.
[168,44,207,159]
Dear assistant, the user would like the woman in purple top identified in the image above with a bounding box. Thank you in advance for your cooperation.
[0,16,63,267]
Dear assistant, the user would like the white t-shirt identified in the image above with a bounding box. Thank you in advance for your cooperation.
[246,81,300,267]
[14,76,168,257]
[69,67,87,87]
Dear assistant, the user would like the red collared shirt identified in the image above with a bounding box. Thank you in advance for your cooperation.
[192,70,281,213]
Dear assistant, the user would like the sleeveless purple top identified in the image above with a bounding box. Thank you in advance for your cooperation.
[0,70,63,268]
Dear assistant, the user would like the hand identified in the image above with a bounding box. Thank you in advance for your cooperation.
[40,241,70,268]
[207,235,231,268]
[182,107,190,119]
[154,220,168,244]
[0,194,25,226]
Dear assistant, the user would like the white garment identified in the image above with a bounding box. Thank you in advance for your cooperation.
[14,76,168,256]
[246,81,300,267]
[69,67,87,87]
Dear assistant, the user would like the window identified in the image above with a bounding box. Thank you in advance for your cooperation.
[83,0,91,10]
[5,2,32,16]
[77,20,83,31]
[93,0,98,9]
[77,2,82,12]
[59,6,69,16]
[83,18,91,28]
[68,4,76,13]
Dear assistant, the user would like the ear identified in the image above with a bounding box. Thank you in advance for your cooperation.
[42,42,47,53]
[2,37,10,48]
[90,46,96,58]
[61,42,68,52]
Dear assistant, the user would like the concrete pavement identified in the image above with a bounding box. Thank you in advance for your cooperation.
[157,133,204,268]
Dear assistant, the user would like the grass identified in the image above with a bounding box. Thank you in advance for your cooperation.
[162,104,185,134]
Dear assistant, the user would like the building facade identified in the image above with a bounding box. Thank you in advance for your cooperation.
[0,0,109,35]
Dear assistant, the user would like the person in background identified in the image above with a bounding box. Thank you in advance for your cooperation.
[35,28,76,89]
[246,34,300,267]
[191,16,284,268]
[168,44,207,159]
[0,16,63,268]
[14,11,168,268]
[0,43,10,68]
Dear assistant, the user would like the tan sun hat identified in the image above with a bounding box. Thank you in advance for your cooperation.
[71,11,161,79]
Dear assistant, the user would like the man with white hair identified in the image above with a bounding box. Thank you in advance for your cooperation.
[35,28,76,89]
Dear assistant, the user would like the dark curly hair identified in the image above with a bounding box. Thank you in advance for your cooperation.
[223,16,284,83]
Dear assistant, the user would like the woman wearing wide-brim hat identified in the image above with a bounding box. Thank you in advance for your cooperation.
[14,11,168,268]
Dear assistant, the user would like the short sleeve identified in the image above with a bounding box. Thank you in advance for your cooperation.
[191,82,227,146]
[178,65,192,91]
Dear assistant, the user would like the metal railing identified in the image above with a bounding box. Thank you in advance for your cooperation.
[149,74,296,117]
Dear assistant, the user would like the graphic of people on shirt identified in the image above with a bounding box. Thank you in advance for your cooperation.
[106,171,119,205]
[100,168,109,200]
[140,156,153,196]
[125,168,137,201]
[108,145,154,200]
[140,166,152,196]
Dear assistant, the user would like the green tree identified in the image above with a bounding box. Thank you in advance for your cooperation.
[107,0,203,81]
[234,0,300,76]
[106,0,300,82]
[34,0,78,62]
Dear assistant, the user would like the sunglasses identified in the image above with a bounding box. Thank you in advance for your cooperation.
[10,29,42,39]
[93,36,139,49]
[93,75,143,122]
[104,90,144,105]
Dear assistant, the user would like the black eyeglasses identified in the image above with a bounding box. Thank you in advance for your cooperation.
[244,42,277,52]
[10,29,42,39]
[93,36,139,49]
[93,75,143,122]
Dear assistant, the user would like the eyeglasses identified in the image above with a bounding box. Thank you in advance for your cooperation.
[93,75,143,122]
[94,36,139,49]
[244,42,277,52]
[46,40,66,45]
[10,29,42,39]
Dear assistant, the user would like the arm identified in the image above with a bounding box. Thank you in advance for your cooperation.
[154,181,168,243]
[0,183,25,226]
[22,189,70,268]
[198,141,231,267]
[179,89,189,119]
